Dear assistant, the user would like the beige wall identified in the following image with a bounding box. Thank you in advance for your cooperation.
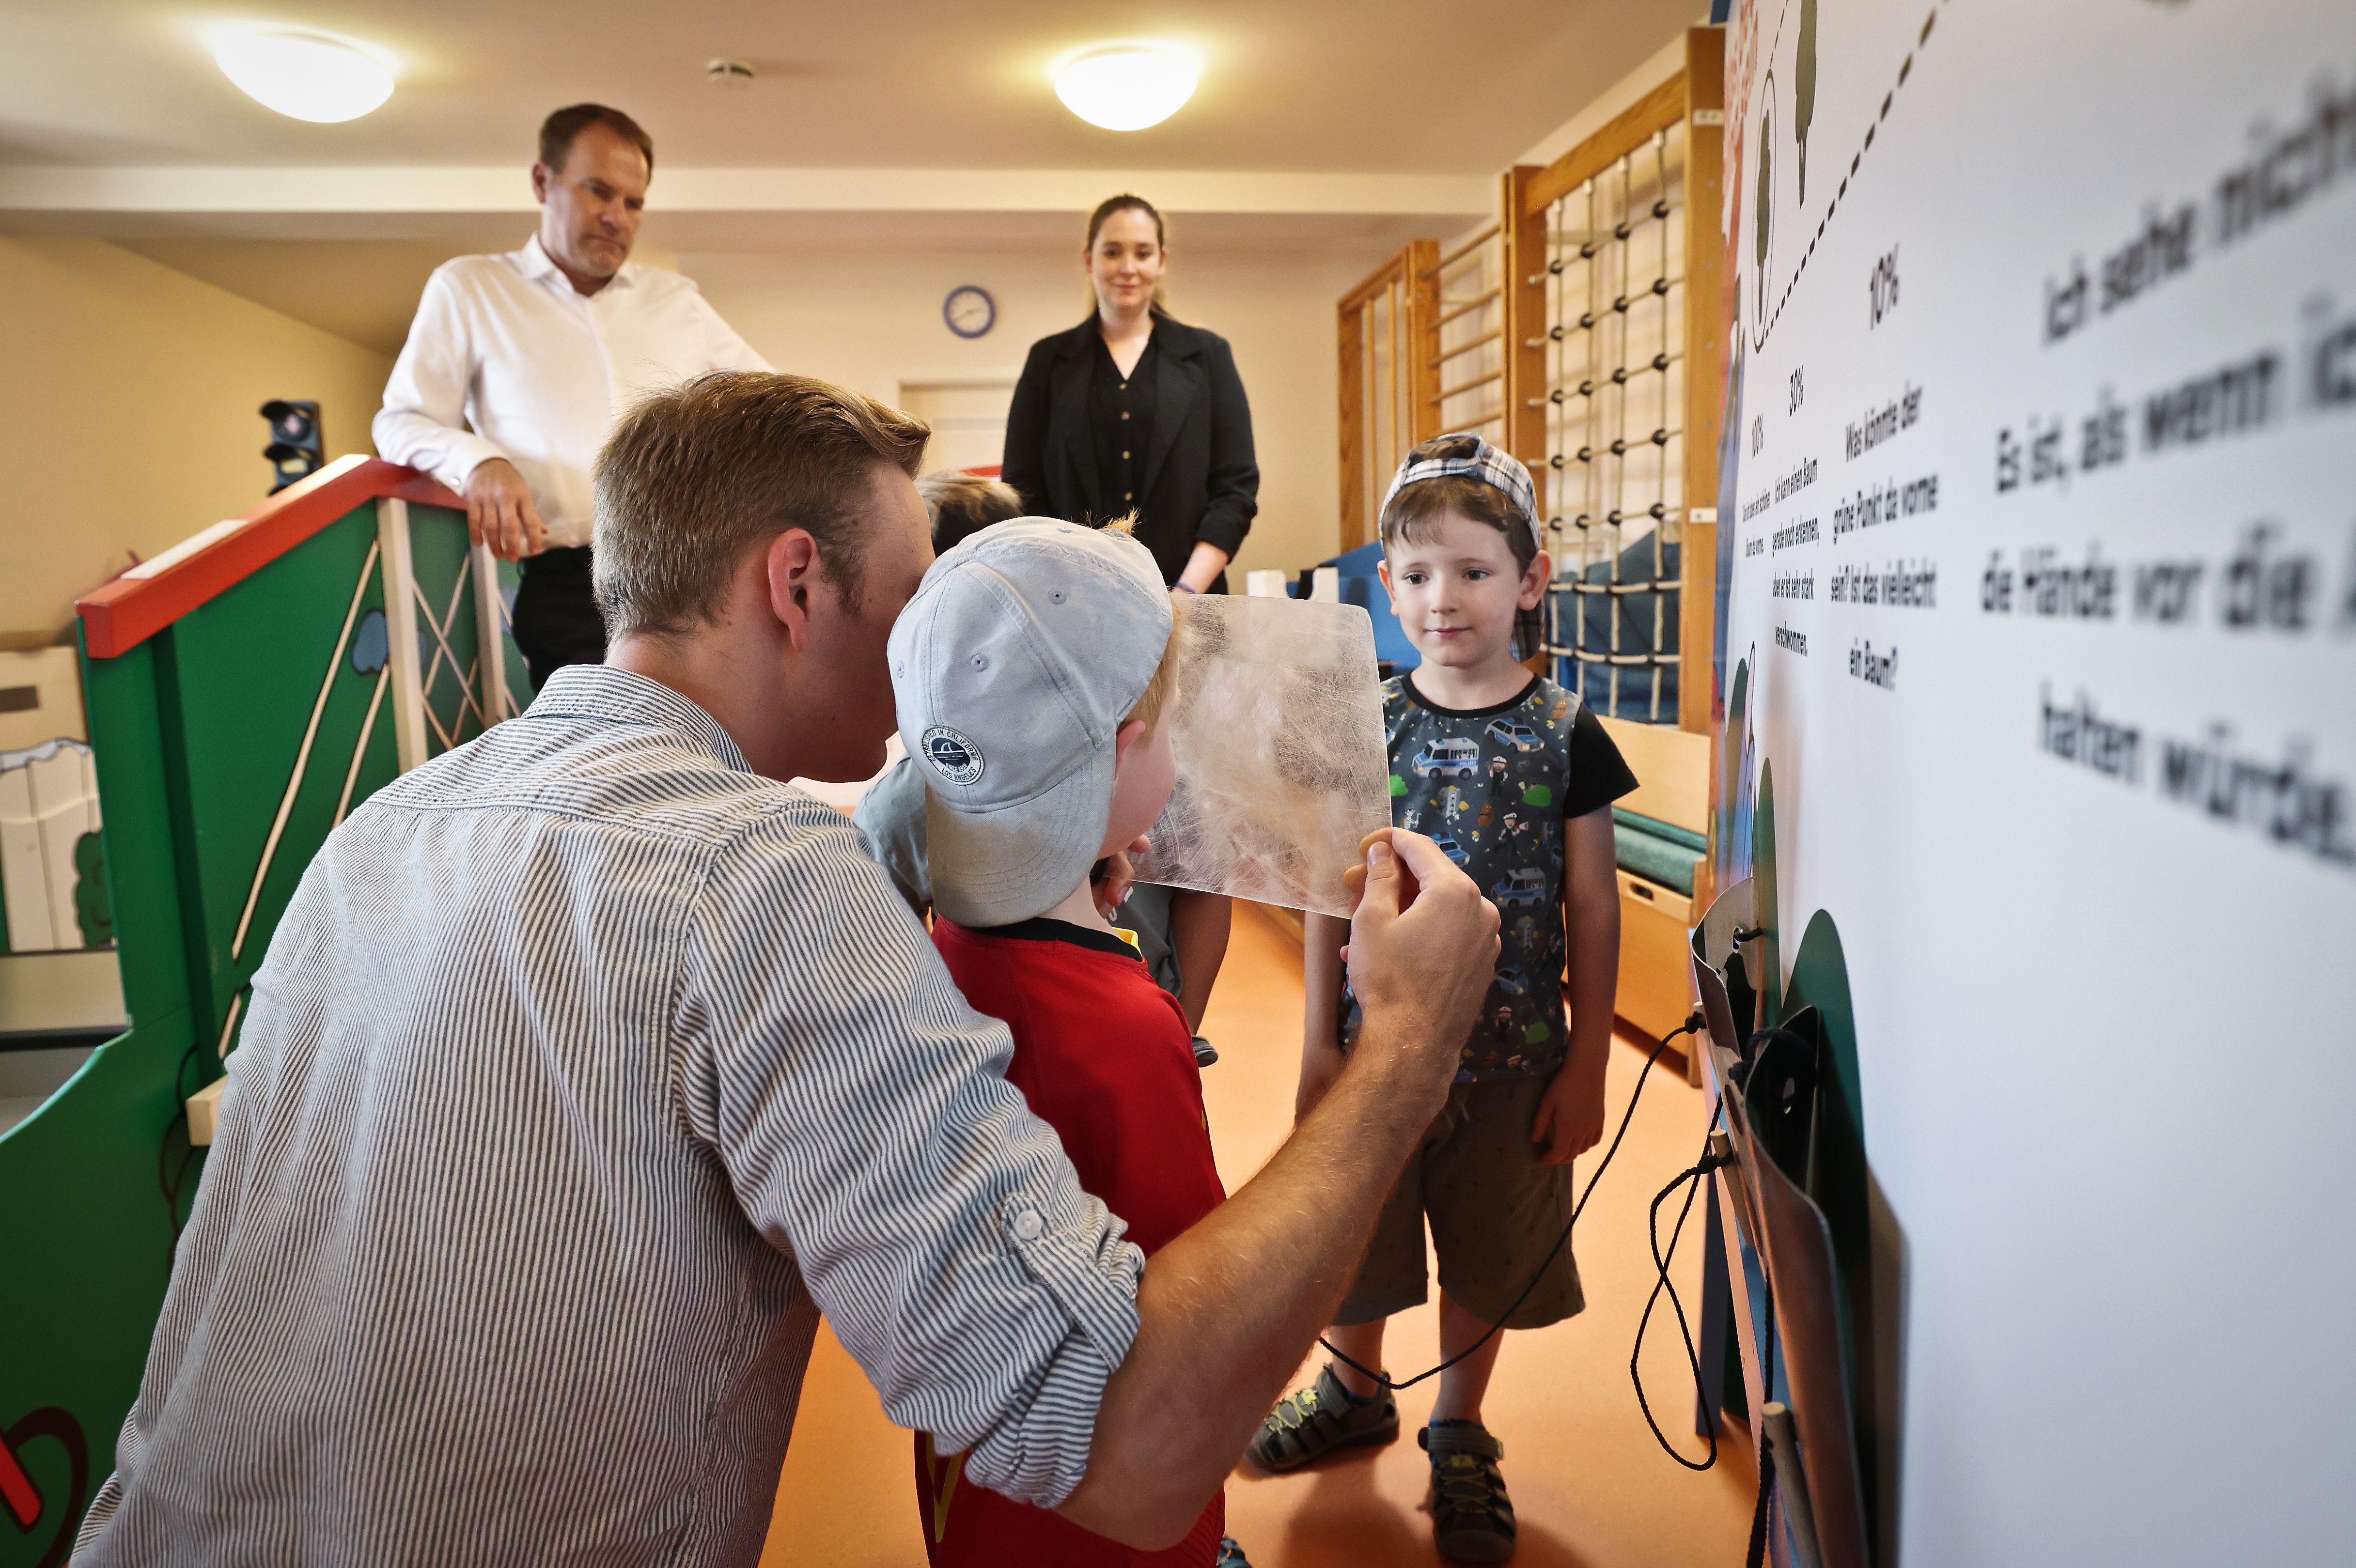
[1512,27,1700,171]
[0,237,391,640]
[688,243,1383,581]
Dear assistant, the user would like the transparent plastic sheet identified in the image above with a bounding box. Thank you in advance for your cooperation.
[1130,594,1391,918]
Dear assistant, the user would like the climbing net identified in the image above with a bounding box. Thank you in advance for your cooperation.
[1539,124,1689,722]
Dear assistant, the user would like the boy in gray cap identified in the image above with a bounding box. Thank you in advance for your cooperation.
[856,490,1232,1045]
[889,517,1249,1568]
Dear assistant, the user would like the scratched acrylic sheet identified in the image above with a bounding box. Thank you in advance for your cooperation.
[1130,593,1390,918]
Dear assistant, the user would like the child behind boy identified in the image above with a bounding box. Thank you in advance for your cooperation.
[1249,435,1636,1564]
[916,467,1024,555]
[888,517,1242,1568]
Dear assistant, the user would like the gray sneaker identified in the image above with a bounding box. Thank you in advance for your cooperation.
[1248,1361,1400,1471]
[1421,1421,1516,1562]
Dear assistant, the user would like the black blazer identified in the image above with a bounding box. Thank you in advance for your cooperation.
[1001,314,1260,586]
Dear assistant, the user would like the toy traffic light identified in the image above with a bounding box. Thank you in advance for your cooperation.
[261,399,323,493]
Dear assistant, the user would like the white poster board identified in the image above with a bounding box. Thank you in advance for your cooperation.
[1721,0,2353,1560]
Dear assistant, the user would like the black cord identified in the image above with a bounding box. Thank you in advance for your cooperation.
[158,1031,205,1268]
[1629,1108,1728,1471]
[159,985,247,1268]
[1745,1430,1777,1568]
[1744,1271,1781,1568]
[1318,1012,1703,1395]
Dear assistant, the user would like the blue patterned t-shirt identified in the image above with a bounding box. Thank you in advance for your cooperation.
[1342,674,1637,1080]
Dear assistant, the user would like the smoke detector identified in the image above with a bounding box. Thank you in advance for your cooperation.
[706,59,755,87]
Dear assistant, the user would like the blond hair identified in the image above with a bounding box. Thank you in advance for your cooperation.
[1098,513,1183,733]
[593,372,930,637]
[915,470,1023,553]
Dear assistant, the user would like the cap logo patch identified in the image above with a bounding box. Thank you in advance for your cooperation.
[922,726,984,785]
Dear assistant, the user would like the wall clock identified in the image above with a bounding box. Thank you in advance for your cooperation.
[943,284,996,339]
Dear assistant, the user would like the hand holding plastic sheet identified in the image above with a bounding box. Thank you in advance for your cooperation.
[1130,593,1390,917]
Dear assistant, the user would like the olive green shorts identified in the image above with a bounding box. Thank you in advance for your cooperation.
[1334,1072,1586,1332]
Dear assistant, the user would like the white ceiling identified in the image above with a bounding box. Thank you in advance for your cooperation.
[0,0,1697,174]
[0,0,1703,351]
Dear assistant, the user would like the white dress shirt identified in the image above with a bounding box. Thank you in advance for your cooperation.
[374,236,772,549]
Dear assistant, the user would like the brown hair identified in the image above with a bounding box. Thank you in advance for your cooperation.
[1085,193,1173,317]
[593,372,930,638]
[915,470,1023,554]
[1377,435,1539,574]
[539,104,655,176]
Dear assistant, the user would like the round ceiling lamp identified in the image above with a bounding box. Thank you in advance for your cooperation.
[215,32,395,123]
[1053,44,1199,132]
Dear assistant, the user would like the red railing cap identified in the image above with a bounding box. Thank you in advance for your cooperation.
[77,457,461,659]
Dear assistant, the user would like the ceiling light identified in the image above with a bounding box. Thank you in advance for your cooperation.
[215,32,395,123]
[1054,44,1198,132]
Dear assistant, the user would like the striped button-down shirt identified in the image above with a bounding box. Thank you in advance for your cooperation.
[76,666,1143,1567]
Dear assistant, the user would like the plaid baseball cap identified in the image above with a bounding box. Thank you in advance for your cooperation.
[1380,433,1542,557]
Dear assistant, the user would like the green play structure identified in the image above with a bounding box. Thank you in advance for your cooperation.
[0,460,528,1564]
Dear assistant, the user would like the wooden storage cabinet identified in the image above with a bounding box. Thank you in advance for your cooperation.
[1613,867,1694,1041]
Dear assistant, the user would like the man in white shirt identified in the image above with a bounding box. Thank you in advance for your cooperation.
[374,103,770,691]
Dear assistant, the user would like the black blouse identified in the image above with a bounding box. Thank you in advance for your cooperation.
[1001,313,1259,587]
[1086,333,1159,520]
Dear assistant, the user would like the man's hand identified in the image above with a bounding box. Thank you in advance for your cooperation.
[1342,829,1499,1114]
[465,458,548,560]
[1530,1047,1607,1165]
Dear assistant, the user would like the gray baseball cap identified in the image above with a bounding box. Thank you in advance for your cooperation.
[887,518,1173,928]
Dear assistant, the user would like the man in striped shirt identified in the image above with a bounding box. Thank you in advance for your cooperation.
[75,372,1501,1567]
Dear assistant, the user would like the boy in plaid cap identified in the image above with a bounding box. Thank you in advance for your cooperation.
[1250,435,1636,1563]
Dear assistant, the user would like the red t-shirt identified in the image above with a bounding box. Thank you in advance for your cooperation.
[915,916,1229,1568]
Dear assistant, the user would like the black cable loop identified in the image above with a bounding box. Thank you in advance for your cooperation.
[1317,1016,1702,1396]
[1629,1111,1727,1471]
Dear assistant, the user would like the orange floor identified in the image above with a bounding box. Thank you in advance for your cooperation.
[764,907,1755,1567]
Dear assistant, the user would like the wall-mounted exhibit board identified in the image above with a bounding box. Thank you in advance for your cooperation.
[0,459,524,1565]
[1717,0,2352,1562]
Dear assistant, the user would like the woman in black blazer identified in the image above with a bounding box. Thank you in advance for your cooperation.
[1002,194,1260,592]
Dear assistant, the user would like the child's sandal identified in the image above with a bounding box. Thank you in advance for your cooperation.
[1247,1362,1400,1472]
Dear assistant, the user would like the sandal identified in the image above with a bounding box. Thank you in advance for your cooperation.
[1248,1361,1399,1472]
[1421,1421,1516,1563]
